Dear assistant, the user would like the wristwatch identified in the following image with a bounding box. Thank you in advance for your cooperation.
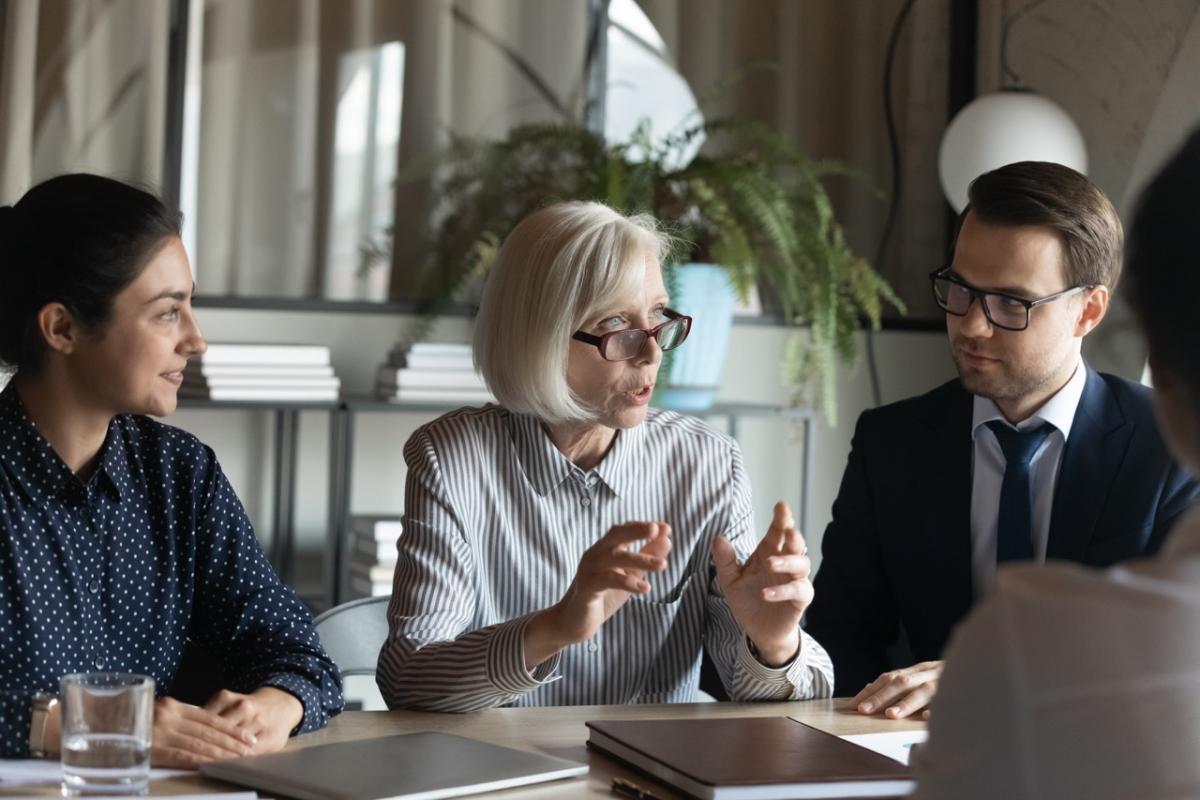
[28,692,59,758]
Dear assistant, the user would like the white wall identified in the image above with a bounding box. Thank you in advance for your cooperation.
[169,306,955,602]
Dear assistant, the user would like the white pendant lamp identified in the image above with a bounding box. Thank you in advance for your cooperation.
[939,90,1088,212]
[937,0,1089,213]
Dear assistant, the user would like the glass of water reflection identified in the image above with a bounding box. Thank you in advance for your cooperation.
[59,673,154,796]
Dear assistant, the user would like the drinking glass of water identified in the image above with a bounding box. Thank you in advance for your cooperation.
[59,673,154,796]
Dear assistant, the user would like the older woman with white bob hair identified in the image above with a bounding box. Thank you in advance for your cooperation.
[376,201,834,711]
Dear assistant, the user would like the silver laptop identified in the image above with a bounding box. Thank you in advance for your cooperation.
[200,731,589,800]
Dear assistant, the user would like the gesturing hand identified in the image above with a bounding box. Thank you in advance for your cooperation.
[712,501,812,667]
[525,522,670,668]
[852,661,944,719]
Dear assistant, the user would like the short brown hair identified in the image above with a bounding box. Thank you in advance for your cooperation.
[958,161,1123,289]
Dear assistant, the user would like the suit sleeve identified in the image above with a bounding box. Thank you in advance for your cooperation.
[804,410,900,696]
[1149,460,1200,554]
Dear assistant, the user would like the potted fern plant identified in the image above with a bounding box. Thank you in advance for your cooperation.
[381,117,904,422]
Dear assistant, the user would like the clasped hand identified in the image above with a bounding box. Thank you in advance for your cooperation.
[151,686,303,767]
[45,685,302,767]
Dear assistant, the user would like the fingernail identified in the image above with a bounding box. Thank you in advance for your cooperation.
[244,732,258,744]
[764,588,777,599]
[860,702,873,713]
[886,707,899,718]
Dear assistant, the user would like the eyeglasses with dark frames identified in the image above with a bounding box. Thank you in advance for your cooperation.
[929,267,1093,332]
[572,308,693,362]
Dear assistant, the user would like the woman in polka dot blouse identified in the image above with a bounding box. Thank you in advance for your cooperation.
[0,175,343,766]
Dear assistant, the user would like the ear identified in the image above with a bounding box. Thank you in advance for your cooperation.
[1073,285,1109,338]
[35,303,82,356]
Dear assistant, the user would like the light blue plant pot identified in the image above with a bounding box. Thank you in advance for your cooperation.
[655,263,737,411]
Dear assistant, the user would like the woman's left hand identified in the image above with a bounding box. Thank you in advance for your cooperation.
[203,687,304,756]
[711,501,812,667]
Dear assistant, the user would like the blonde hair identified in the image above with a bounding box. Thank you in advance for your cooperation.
[473,201,673,423]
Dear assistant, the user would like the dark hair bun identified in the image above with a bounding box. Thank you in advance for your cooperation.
[0,175,182,373]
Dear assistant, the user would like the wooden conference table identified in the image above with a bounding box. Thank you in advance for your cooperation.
[117,699,925,798]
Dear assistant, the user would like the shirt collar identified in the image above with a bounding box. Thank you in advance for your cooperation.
[93,424,130,500]
[971,357,1087,440]
[510,413,572,496]
[0,382,127,503]
[591,418,641,497]
[508,412,641,498]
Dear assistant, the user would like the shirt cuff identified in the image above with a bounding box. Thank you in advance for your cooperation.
[1,694,36,758]
[259,674,320,735]
[486,615,562,695]
[735,632,813,700]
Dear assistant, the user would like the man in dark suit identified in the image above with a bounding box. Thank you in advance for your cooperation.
[803,161,1199,719]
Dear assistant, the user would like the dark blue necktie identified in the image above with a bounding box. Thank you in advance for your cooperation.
[986,421,1055,563]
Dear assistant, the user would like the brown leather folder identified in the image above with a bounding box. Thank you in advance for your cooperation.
[586,716,913,799]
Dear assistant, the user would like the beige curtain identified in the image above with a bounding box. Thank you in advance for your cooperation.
[194,0,323,298]
[386,0,591,299]
[384,0,951,315]
[0,0,168,204]
[639,0,952,320]
[193,0,589,298]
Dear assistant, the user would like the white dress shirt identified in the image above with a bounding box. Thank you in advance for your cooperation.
[969,359,1088,595]
[912,504,1200,800]
[376,405,834,711]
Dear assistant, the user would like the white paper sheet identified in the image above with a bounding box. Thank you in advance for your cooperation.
[840,730,929,766]
[0,758,253,798]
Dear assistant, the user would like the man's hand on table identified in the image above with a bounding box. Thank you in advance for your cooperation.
[852,660,944,720]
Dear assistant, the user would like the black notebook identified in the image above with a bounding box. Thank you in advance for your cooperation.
[587,716,913,799]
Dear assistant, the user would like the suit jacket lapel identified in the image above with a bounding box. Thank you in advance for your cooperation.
[919,383,975,636]
[1046,368,1130,561]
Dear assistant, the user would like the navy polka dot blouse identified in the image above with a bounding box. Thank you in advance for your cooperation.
[0,384,343,756]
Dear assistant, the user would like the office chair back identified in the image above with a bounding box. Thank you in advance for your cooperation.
[313,595,391,678]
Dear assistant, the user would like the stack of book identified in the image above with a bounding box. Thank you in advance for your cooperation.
[181,343,340,402]
[375,343,494,405]
[348,514,403,598]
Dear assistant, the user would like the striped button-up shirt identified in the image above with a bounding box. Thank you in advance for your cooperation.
[377,405,834,711]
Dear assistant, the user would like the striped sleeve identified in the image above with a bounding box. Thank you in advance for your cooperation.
[703,442,835,700]
[375,427,561,712]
